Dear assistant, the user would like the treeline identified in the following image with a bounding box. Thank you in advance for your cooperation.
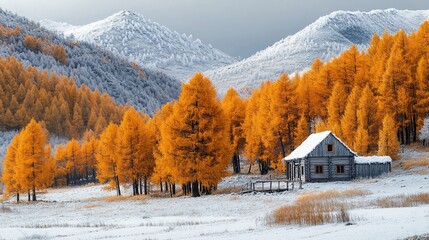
[2,73,231,199]
[3,21,429,200]
[0,9,181,115]
[240,21,429,171]
[0,56,125,138]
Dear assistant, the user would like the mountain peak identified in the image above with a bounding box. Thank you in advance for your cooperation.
[40,11,235,81]
[111,10,141,20]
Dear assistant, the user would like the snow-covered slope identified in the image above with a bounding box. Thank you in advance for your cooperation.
[206,9,429,95]
[40,10,236,81]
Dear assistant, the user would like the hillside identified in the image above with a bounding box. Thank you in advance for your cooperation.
[205,9,429,95]
[0,9,180,115]
[40,10,236,81]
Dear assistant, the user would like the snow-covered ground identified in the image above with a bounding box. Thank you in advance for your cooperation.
[1,168,428,240]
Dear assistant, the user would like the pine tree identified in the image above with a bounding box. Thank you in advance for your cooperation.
[357,85,379,154]
[117,108,154,195]
[63,139,82,185]
[1,133,22,201]
[221,88,246,173]
[159,73,230,197]
[354,126,369,155]
[341,86,361,147]
[295,114,309,146]
[269,74,298,162]
[15,119,52,201]
[81,136,98,182]
[378,114,400,159]
[96,123,121,196]
[326,82,347,138]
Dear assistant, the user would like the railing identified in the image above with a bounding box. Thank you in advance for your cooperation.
[240,179,293,193]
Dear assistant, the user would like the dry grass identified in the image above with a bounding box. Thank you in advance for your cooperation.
[84,203,100,208]
[267,189,369,226]
[402,158,429,170]
[375,193,429,208]
[297,189,370,202]
[213,186,242,195]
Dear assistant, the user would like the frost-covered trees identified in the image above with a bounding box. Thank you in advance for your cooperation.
[0,9,181,115]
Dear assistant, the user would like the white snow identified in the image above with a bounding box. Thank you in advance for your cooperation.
[355,156,392,164]
[284,131,332,161]
[205,9,429,95]
[283,131,356,161]
[40,10,236,81]
[1,170,428,239]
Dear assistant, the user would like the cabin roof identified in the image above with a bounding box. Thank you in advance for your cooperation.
[283,131,356,161]
[354,156,392,164]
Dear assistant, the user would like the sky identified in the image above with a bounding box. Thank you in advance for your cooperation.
[1,0,429,58]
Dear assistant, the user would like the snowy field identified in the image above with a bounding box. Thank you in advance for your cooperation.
[0,169,428,240]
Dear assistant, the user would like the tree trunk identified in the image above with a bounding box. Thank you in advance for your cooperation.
[172,184,176,195]
[144,177,148,195]
[165,181,168,192]
[115,176,121,196]
[16,193,19,203]
[160,181,163,192]
[278,133,286,158]
[247,163,252,174]
[232,153,241,174]
[192,181,200,197]
[28,190,30,201]
[140,178,143,195]
[258,160,269,175]
[32,185,36,201]
[182,184,187,196]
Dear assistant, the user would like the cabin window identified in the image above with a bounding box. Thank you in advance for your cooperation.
[336,165,345,174]
[315,165,324,174]
[327,144,334,152]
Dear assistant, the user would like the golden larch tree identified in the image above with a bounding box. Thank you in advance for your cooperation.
[96,122,121,196]
[378,114,400,160]
[221,88,246,173]
[15,119,52,201]
[159,72,231,197]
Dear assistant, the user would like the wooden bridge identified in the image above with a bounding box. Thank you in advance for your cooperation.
[240,179,300,193]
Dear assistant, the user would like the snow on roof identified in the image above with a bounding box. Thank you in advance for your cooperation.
[283,131,332,161]
[355,156,392,164]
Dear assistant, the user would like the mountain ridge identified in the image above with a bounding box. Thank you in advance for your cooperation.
[0,9,180,114]
[205,8,429,95]
[40,10,236,81]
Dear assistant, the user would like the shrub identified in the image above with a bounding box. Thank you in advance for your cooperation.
[267,189,368,226]
[375,193,429,208]
[402,158,429,170]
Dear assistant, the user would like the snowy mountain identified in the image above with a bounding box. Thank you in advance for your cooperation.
[205,9,429,95]
[0,9,180,115]
[40,10,236,81]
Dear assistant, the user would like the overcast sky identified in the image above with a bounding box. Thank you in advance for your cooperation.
[1,0,429,58]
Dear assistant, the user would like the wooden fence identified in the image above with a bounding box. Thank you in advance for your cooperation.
[355,162,391,178]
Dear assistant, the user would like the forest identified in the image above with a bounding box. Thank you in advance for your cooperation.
[2,20,429,199]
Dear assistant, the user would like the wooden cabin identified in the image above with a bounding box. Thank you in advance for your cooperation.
[283,131,391,182]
